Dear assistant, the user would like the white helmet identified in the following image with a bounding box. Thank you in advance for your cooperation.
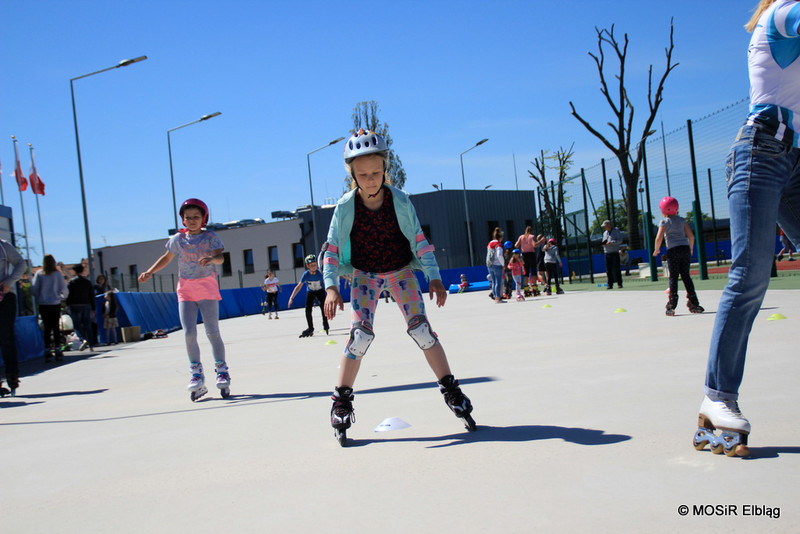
[343,128,387,163]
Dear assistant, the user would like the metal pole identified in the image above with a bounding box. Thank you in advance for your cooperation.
[687,119,708,280]
[167,112,222,231]
[307,137,345,257]
[459,138,489,266]
[642,143,657,281]
[581,169,594,283]
[708,168,720,265]
[167,131,178,231]
[70,56,148,283]
[601,158,611,221]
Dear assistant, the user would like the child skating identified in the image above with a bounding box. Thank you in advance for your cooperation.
[288,254,329,337]
[262,270,281,319]
[652,196,703,316]
[322,129,476,446]
[542,238,563,295]
[508,249,526,301]
[138,198,231,401]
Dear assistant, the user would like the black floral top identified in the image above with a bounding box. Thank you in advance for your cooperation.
[350,187,413,273]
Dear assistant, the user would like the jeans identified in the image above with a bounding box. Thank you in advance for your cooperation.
[69,304,92,347]
[488,264,504,299]
[705,125,800,401]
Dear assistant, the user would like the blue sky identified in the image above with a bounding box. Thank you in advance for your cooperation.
[1,0,755,266]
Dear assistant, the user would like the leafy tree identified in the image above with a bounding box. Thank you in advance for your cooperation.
[684,210,711,227]
[348,101,407,190]
[569,20,677,249]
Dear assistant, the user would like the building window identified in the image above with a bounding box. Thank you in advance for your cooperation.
[243,249,255,274]
[506,220,516,242]
[268,246,280,271]
[293,243,304,268]
[487,220,499,240]
[222,252,232,277]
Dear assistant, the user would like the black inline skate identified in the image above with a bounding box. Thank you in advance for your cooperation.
[299,327,314,338]
[438,375,476,431]
[331,386,355,447]
[687,295,704,314]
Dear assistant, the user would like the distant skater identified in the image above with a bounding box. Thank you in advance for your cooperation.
[653,196,703,316]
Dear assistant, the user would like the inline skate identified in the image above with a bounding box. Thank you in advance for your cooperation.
[331,386,355,447]
[693,395,750,457]
[299,327,314,338]
[188,362,208,402]
[215,360,231,398]
[687,295,704,314]
[438,375,476,431]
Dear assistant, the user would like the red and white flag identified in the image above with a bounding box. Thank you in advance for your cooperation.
[29,147,45,195]
[13,139,28,191]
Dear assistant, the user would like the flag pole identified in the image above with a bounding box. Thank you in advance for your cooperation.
[11,136,33,275]
[0,154,5,205]
[29,144,46,255]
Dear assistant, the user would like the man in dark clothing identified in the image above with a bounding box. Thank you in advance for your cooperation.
[66,263,95,351]
[0,238,26,396]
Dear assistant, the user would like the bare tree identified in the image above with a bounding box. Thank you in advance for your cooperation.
[529,145,574,244]
[569,20,677,248]
[349,100,407,190]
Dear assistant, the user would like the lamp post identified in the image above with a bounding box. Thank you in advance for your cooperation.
[71,55,147,282]
[167,112,222,230]
[460,138,489,266]
[307,137,345,256]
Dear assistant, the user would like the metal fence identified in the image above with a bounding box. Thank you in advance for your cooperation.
[537,97,749,281]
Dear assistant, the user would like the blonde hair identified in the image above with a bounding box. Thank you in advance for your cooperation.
[746,0,776,32]
[345,152,390,191]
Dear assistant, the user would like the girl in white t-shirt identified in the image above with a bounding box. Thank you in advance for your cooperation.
[262,270,281,319]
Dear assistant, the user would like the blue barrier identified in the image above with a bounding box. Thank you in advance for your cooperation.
[0,315,45,365]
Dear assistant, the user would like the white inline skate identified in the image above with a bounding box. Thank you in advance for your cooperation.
[187,362,208,402]
[693,395,750,457]
[215,360,231,398]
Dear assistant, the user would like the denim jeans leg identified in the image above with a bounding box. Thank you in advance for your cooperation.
[705,127,800,400]
[489,265,503,298]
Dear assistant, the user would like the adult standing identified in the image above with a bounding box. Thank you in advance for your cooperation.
[66,263,95,351]
[31,254,68,361]
[0,238,26,396]
[515,226,544,287]
[601,220,623,289]
[693,0,800,458]
[486,227,505,303]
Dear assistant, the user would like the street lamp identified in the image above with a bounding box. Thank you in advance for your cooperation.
[167,112,222,230]
[71,55,147,282]
[460,138,489,266]
[307,137,345,256]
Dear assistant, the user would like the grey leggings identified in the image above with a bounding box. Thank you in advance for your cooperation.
[179,300,226,364]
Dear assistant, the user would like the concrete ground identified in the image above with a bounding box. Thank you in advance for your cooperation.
[2,285,798,533]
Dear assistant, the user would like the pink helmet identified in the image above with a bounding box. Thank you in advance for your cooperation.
[180,198,209,227]
[659,196,679,216]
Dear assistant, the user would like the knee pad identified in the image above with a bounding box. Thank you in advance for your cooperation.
[346,321,375,359]
[406,314,438,350]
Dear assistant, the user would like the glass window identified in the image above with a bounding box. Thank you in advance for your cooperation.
[293,243,304,268]
[243,249,255,274]
[268,246,280,271]
[222,252,232,277]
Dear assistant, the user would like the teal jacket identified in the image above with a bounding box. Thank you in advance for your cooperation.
[321,184,440,289]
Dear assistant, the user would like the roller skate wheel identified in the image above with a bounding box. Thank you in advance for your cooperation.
[220,387,231,399]
[462,414,477,432]
[334,427,348,447]
[190,386,208,402]
[693,429,712,450]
